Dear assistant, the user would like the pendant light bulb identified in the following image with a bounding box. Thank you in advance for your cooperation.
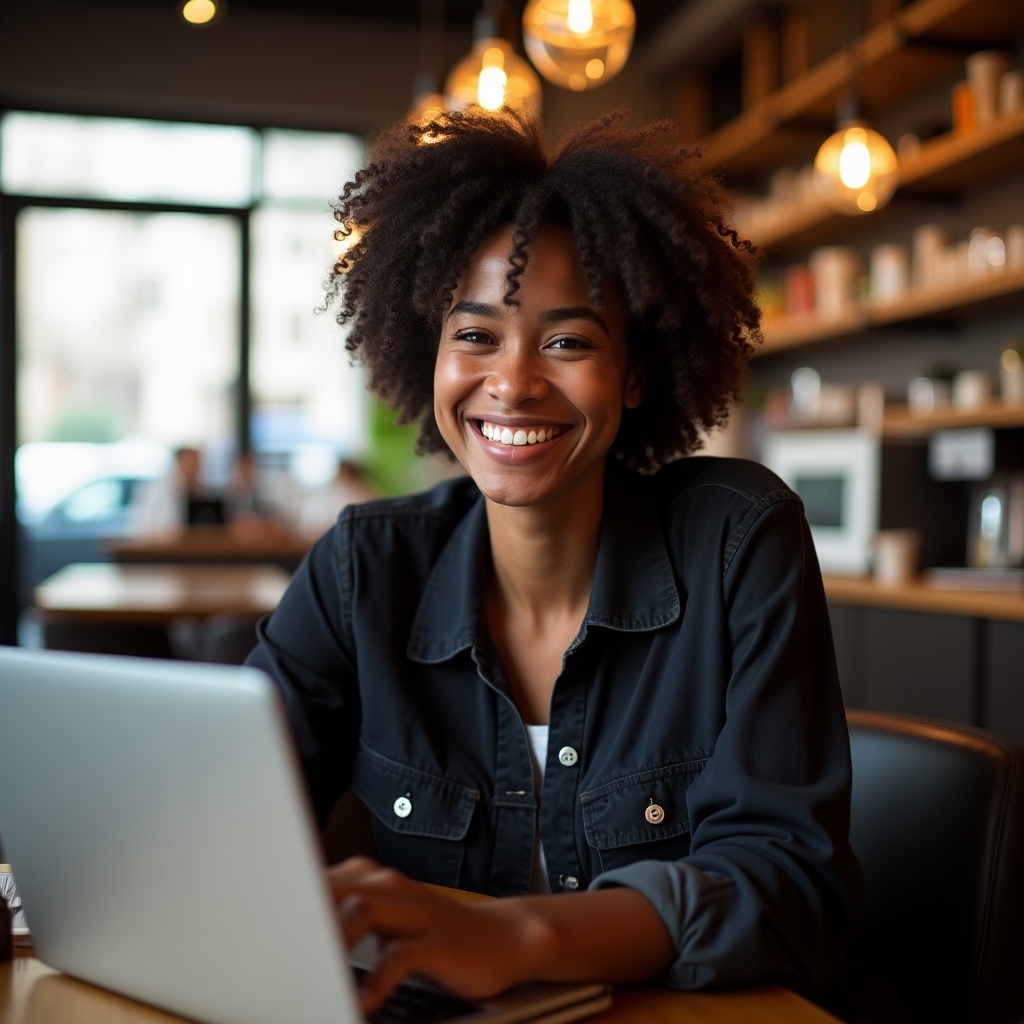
[445,11,542,119]
[181,0,220,25]
[814,121,898,215]
[522,0,635,91]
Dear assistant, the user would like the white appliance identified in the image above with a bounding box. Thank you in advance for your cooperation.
[762,429,880,575]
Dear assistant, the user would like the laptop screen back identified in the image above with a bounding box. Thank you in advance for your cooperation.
[0,647,358,1024]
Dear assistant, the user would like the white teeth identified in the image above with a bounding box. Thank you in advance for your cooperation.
[480,422,559,447]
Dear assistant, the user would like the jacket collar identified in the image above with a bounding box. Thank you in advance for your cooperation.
[407,466,681,665]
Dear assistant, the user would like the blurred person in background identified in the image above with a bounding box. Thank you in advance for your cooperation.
[132,445,223,536]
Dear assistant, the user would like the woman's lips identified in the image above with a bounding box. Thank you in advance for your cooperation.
[478,420,563,447]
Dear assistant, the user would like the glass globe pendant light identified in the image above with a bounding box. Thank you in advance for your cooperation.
[521,0,635,92]
[814,121,898,214]
[445,0,542,119]
[813,0,898,215]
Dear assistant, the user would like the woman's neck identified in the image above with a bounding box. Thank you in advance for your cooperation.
[484,481,604,622]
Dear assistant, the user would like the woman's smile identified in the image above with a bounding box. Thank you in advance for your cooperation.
[479,421,563,446]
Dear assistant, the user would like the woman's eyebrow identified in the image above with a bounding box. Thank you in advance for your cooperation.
[448,300,499,317]
[447,300,608,333]
[540,306,609,332]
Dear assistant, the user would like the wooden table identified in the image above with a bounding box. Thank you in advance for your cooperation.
[30,562,292,658]
[32,562,291,626]
[106,526,310,572]
[0,950,841,1023]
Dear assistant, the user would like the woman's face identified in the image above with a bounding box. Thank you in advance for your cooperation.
[433,224,642,510]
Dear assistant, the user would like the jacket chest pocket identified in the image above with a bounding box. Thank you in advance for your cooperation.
[352,742,479,889]
[580,759,706,873]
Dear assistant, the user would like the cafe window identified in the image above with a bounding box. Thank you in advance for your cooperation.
[0,111,367,633]
[251,129,369,488]
[1,112,256,206]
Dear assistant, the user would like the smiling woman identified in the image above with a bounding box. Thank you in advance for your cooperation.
[246,108,876,1021]
[433,224,641,511]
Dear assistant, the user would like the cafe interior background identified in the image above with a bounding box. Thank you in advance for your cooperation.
[1,0,1023,739]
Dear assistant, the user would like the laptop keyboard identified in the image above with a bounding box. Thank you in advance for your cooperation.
[354,968,478,1023]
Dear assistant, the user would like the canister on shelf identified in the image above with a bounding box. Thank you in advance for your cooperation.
[913,224,949,291]
[1002,69,1024,116]
[967,227,1005,277]
[784,264,816,317]
[952,370,993,410]
[809,246,861,318]
[870,244,909,303]
[1002,344,1024,404]
[966,50,1011,126]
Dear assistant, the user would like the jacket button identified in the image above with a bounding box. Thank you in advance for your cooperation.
[393,796,412,818]
[557,746,578,767]
[645,802,666,825]
[562,875,580,890]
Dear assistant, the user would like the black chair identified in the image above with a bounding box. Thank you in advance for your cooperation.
[189,612,263,665]
[846,710,1024,1024]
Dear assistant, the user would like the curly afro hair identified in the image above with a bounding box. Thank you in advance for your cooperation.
[324,108,761,473]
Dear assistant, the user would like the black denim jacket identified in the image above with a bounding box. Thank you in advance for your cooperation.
[247,456,862,992]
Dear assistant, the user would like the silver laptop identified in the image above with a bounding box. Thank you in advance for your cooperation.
[0,645,611,1024]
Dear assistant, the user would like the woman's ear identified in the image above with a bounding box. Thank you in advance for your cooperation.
[623,358,645,410]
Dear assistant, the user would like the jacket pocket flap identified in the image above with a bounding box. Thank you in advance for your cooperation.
[580,760,706,851]
[352,742,479,841]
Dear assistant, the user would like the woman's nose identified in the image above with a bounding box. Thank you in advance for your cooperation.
[484,347,549,405]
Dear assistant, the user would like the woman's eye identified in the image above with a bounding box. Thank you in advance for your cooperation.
[454,330,494,346]
[548,336,594,351]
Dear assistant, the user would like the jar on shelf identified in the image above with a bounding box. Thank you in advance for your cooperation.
[809,246,861,317]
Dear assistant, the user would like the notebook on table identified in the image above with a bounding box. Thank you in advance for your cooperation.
[0,645,611,1024]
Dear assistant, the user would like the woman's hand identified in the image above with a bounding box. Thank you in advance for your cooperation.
[327,856,675,1015]
[327,856,554,1014]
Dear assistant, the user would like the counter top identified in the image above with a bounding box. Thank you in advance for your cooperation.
[824,574,1024,621]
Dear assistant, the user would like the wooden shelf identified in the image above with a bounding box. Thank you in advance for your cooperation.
[899,109,1024,196]
[869,266,1024,323]
[759,309,866,353]
[883,399,1024,436]
[699,0,1024,180]
[824,574,1024,621]
[745,110,1024,253]
[758,267,1024,355]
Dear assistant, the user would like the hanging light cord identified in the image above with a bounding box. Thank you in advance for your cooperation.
[420,0,444,86]
[838,0,862,124]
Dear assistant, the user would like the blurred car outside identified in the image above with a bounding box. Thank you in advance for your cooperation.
[16,441,172,603]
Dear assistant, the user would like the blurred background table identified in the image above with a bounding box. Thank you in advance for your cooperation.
[105,525,310,572]
[30,562,290,660]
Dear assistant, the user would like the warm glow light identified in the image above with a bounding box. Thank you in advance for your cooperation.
[408,90,447,141]
[181,0,218,25]
[838,135,870,189]
[333,224,362,264]
[522,0,634,90]
[567,0,594,34]
[814,121,898,215]
[411,92,446,121]
[478,65,509,110]
[445,38,542,119]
